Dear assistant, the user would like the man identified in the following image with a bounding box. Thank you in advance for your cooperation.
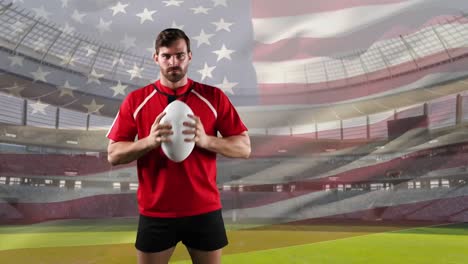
[106,28,251,264]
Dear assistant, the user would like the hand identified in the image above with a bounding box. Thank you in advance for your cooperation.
[183,114,209,149]
[146,112,173,148]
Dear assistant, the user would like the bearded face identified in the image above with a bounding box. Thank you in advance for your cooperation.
[155,39,192,84]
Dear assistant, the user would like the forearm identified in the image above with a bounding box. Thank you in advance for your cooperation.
[204,134,251,158]
[107,138,154,165]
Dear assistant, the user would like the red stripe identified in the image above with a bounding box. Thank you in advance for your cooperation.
[0,153,135,177]
[259,48,462,94]
[250,135,371,157]
[254,16,468,62]
[0,193,137,224]
[257,50,468,105]
[301,195,468,222]
[251,0,406,18]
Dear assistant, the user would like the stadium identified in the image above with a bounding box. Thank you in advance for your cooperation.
[1,0,468,263]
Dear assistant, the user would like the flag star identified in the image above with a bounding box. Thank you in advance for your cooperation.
[31,67,51,82]
[213,44,235,61]
[171,21,184,30]
[110,81,128,96]
[121,34,136,50]
[59,88,74,97]
[59,81,76,97]
[60,0,69,8]
[216,76,237,95]
[87,69,105,85]
[197,63,216,81]
[61,80,77,90]
[191,6,211,14]
[61,23,75,34]
[163,0,184,7]
[84,45,96,57]
[110,2,129,16]
[32,5,51,20]
[2,82,25,97]
[8,55,24,67]
[96,18,112,34]
[212,18,233,32]
[71,10,86,24]
[58,53,76,66]
[193,29,214,47]
[83,99,104,114]
[30,100,49,115]
[136,8,157,24]
[212,0,228,7]
[126,64,144,80]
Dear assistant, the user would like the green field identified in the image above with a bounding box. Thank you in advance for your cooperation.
[1,218,467,263]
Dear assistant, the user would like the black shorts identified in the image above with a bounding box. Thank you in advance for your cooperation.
[135,209,228,253]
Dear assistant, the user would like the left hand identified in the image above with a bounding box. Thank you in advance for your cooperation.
[183,114,210,148]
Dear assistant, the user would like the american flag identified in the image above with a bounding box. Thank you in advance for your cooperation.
[2,0,468,226]
[1,0,468,119]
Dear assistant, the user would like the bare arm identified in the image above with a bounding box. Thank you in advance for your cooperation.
[183,115,251,158]
[107,112,172,165]
[107,139,152,166]
[203,132,251,158]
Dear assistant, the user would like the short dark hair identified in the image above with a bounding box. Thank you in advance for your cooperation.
[155,28,191,54]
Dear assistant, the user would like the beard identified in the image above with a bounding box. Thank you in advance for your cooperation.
[162,66,187,83]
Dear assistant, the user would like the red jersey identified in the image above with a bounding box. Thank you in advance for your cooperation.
[107,79,247,217]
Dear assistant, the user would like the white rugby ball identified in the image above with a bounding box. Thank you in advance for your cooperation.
[160,100,195,162]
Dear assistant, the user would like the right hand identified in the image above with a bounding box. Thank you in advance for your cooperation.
[145,112,173,149]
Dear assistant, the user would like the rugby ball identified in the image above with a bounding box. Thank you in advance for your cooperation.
[160,100,195,162]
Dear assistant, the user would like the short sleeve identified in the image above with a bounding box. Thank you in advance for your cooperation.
[215,89,248,137]
[106,95,137,142]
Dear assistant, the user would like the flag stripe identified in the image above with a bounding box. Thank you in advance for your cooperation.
[254,19,468,62]
[258,57,468,105]
[252,0,425,44]
[251,0,407,18]
[256,47,466,87]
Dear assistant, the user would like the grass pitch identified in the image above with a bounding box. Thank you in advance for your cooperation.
[1,218,467,263]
